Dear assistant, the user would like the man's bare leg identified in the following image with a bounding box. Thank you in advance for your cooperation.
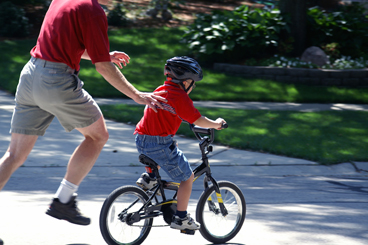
[54,115,109,202]
[64,116,109,186]
[0,133,38,191]
[46,116,109,225]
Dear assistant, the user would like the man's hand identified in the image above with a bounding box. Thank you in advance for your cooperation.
[135,90,167,113]
[110,51,130,69]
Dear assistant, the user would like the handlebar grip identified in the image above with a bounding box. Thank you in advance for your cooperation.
[222,123,228,129]
[192,126,211,135]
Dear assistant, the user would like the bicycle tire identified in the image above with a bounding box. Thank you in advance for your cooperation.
[196,181,246,244]
[99,185,153,245]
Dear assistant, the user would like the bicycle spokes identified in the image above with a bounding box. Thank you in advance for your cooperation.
[196,181,246,244]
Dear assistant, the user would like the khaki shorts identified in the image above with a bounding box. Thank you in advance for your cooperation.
[11,57,102,136]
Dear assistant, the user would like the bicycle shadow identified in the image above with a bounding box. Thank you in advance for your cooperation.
[65,243,246,245]
[205,243,245,245]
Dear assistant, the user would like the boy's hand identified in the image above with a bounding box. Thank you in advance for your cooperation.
[215,118,226,130]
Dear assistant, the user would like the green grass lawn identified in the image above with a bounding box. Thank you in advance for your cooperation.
[1,27,368,164]
[1,27,368,104]
[101,104,368,165]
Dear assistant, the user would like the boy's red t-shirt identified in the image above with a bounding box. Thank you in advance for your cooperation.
[134,80,202,137]
[30,0,111,71]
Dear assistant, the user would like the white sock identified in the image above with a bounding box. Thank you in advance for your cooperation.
[54,179,79,204]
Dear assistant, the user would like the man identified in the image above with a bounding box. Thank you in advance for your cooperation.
[0,0,166,230]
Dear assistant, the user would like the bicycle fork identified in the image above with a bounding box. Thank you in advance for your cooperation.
[204,175,228,217]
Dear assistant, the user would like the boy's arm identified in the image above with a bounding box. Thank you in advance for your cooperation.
[193,116,226,130]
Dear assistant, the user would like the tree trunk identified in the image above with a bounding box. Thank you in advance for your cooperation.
[279,0,307,56]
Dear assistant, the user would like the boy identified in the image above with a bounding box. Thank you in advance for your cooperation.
[134,56,226,230]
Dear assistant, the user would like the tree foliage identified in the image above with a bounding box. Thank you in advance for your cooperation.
[306,4,368,58]
[9,0,48,6]
[0,1,32,38]
[182,1,368,64]
[279,0,307,55]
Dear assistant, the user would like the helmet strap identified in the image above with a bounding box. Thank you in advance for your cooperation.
[180,80,195,93]
[167,76,194,93]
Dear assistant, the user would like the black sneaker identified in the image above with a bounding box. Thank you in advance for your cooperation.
[0,238,3,245]
[46,194,90,226]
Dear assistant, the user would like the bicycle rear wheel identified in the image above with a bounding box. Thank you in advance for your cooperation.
[99,185,153,245]
[196,181,246,244]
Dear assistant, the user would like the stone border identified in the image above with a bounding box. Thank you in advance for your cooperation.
[213,63,368,87]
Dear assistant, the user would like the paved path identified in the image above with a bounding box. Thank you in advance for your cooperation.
[1,89,368,245]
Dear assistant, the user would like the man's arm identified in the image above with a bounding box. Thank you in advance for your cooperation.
[82,49,166,112]
[95,61,166,112]
[82,50,129,69]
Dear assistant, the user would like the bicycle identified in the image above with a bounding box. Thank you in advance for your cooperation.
[99,123,246,245]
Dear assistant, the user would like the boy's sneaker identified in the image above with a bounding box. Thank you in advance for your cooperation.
[170,214,200,230]
[136,173,159,194]
[46,194,90,226]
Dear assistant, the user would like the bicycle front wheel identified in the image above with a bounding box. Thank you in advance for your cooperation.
[196,181,246,244]
[99,185,153,245]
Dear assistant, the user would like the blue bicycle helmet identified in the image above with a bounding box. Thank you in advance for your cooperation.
[164,56,203,92]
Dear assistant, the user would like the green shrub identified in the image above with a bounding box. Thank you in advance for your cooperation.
[306,4,368,58]
[182,6,290,64]
[107,3,129,27]
[183,3,368,64]
[0,1,32,38]
[321,42,340,60]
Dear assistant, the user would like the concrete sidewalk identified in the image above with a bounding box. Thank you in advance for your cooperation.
[1,89,368,245]
[1,89,367,171]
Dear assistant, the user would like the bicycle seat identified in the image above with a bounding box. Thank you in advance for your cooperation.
[139,154,159,168]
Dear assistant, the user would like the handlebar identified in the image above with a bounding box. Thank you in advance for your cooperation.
[191,126,211,135]
[189,123,228,143]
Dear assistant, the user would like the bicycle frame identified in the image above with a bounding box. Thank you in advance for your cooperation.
[134,124,228,222]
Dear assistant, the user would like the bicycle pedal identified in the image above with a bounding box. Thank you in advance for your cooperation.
[180,229,195,235]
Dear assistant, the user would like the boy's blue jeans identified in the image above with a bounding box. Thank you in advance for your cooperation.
[135,134,193,182]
